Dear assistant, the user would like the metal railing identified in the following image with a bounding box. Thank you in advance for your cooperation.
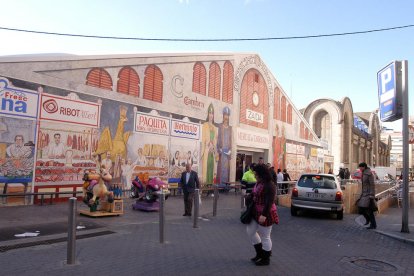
[1,191,83,205]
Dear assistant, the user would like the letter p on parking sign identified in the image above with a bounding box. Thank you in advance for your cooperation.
[377,61,403,122]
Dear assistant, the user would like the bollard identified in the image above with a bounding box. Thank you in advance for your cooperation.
[67,197,77,265]
[213,185,218,217]
[159,191,165,243]
[193,189,199,228]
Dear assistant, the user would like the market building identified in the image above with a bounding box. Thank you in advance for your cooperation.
[303,98,391,175]
[0,53,327,205]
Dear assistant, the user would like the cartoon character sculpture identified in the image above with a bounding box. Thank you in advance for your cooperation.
[82,165,114,212]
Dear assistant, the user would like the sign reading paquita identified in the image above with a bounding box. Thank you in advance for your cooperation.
[134,112,170,136]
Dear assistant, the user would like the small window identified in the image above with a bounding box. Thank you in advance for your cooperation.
[298,175,336,189]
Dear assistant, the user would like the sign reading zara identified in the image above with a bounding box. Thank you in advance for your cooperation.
[377,61,403,122]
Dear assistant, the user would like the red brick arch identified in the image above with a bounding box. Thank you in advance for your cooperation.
[239,68,269,129]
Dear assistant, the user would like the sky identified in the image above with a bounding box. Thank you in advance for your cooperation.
[0,0,413,131]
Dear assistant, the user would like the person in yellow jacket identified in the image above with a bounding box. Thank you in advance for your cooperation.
[242,163,257,194]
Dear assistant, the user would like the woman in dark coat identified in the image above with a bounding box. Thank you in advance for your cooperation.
[245,164,279,266]
[356,162,377,229]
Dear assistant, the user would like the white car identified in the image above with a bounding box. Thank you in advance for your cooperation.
[291,174,344,220]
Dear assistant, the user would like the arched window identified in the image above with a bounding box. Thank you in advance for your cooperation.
[143,65,163,103]
[300,122,305,139]
[274,87,280,120]
[208,62,221,100]
[86,68,113,90]
[222,61,234,104]
[192,62,206,95]
[117,66,139,97]
[281,96,287,122]
[287,104,292,124]
[239,69,269,129]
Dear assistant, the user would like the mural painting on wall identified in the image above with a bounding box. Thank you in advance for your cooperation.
[36,92,102,186]
[284,141,319,180]
[169,118,201,180]
[217,106,232,185]
[201,103,218,184]
[200,103,233,185]
[0,78,38,184]
[273,123,286,171]
[131,112,170,186]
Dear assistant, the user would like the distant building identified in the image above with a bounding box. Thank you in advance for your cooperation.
[303,98,391,174]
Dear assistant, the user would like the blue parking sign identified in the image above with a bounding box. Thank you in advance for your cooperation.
[377,61,402,122]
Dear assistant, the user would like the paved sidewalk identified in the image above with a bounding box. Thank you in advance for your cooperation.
[355,206,414,244]
[0,193,413,275]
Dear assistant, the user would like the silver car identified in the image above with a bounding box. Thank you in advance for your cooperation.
[291,174,344,220]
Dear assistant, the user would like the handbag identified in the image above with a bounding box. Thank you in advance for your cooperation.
[369,198,378,212]
[240,201,254,224]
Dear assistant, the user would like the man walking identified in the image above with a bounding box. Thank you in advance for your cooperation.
[179,163,200,216]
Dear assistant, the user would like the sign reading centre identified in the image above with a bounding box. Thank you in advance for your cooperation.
[377,61,403,122]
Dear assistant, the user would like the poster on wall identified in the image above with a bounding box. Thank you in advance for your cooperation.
[0,78,38,188]
[132,112,170,184]
[35,92,101,186]
[169,119,201,180]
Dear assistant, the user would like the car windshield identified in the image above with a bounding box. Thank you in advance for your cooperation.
[298,175,337,189]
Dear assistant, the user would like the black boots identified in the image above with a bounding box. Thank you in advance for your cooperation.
[255,250,271,266]
[251,243,262,262]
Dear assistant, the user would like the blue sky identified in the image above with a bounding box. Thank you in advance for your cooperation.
[0,0,413,130]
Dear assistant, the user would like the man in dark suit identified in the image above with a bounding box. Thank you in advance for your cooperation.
[179,163,200,216]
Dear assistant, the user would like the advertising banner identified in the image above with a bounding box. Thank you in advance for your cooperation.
[236,127,270,149]
[171,119,200,140]
[0,78,39,119]
[40,93,100,127]
[134,112,170,136]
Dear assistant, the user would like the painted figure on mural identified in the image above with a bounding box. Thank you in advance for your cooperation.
[6,135,32,159]
[201,103,218,184]
[217,106,232,184]
[101,151,113,175]
[273,124,286,170]
[46,133,66,159]
[171,150,181,166]
[121,158,134,190]
[134,147,146,166]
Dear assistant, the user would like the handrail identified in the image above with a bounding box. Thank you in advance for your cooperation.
[1,191,83,206]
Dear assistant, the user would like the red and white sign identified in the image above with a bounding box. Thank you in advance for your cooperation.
[135,112,170,136]
[171,119,200,140]
[40,93,100,127]
[236,128,270,149]
[409,125,414,144]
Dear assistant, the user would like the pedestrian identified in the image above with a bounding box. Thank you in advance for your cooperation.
[276,169,285,194]
[282,169,291,181]
[267,163,277,184]
[179,163,200,216]
[242,163,257,194]
[338,167,345,180]
[258,157,264,165]
[246,164,279,266]
[344,168,350,179]
[356,162,377,229]
[328,168,333,175]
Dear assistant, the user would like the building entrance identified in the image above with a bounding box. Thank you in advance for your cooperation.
[236,153,252,181]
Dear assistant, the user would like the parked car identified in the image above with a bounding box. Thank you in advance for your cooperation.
[291,174,344,220]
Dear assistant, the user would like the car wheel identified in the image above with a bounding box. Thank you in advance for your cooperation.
[336,210,343,220]
[291,206,298,216]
